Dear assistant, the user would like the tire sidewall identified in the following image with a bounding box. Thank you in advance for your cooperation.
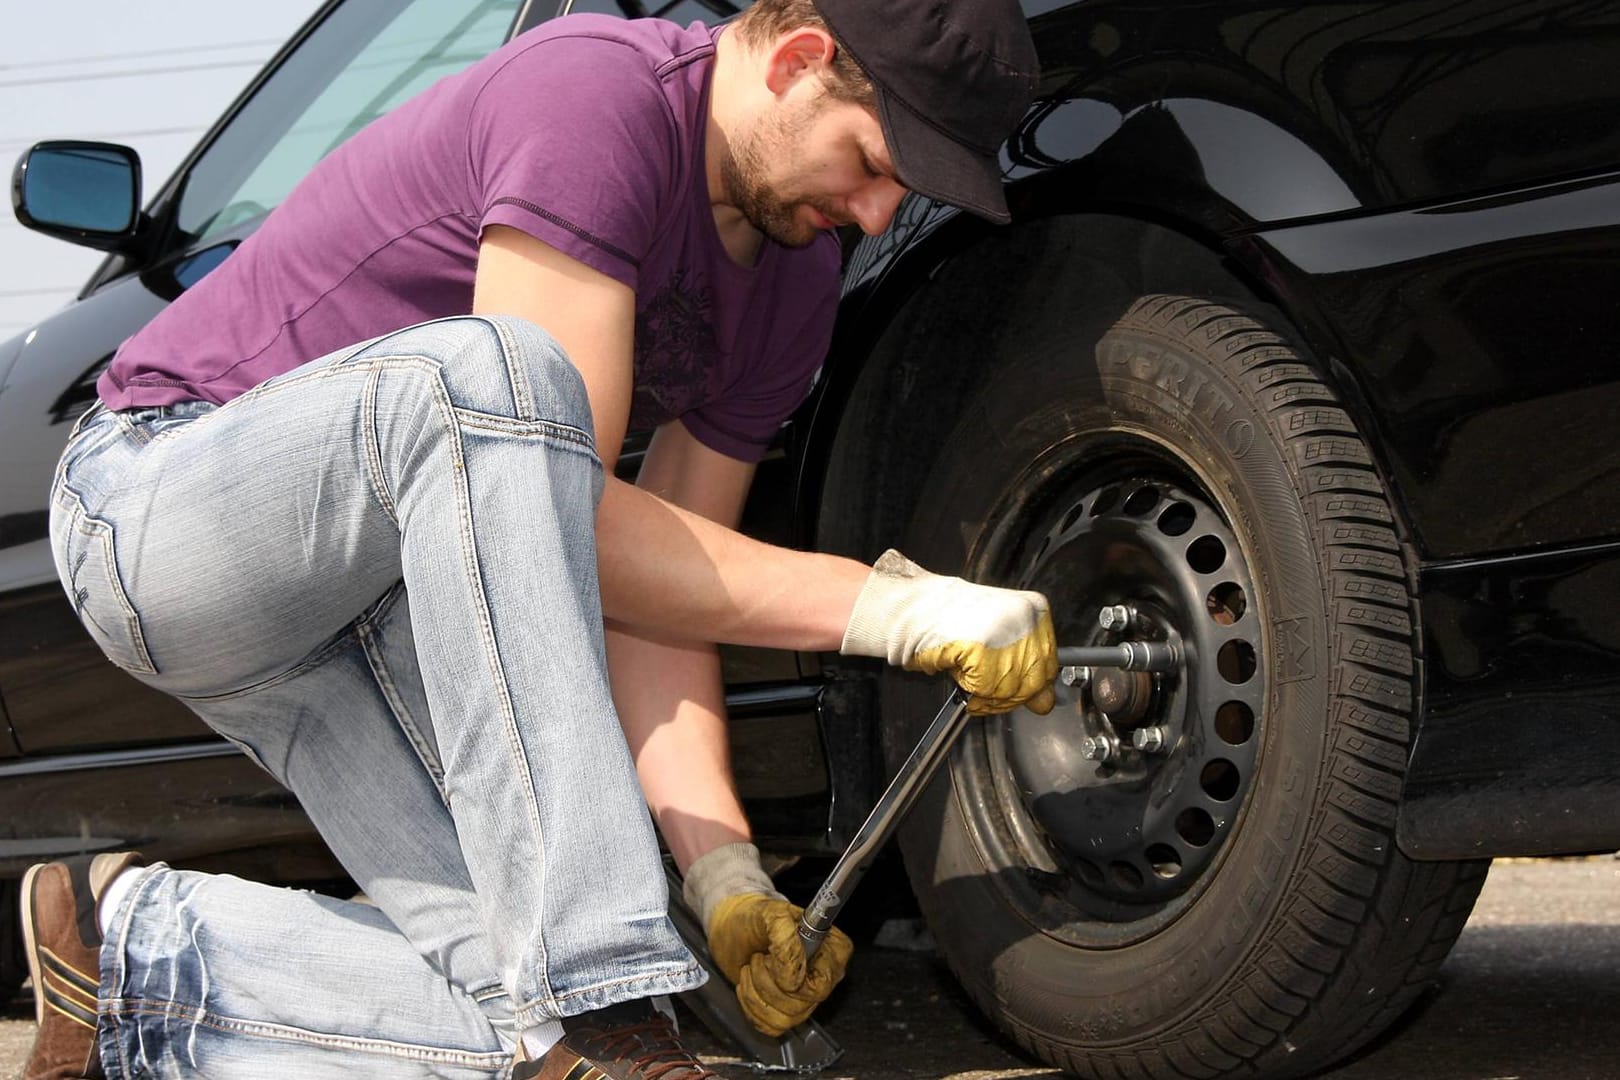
[888,302,1336,1043]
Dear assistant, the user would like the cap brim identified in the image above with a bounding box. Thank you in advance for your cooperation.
[877,90,1012,225]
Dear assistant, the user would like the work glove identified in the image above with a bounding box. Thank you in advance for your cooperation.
[840,549,1058,715]
[683,842,853,1037]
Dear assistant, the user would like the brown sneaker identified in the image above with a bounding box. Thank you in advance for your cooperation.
[515,1004,717,1080]
[20,852,144,1080]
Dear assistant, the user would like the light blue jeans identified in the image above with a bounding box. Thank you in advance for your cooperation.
[47,316,705,1078]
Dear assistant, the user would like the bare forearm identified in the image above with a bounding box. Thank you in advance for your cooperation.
[607,626,750,872]
[595,474,869,649]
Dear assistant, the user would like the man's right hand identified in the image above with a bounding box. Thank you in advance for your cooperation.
[839,549,1058,715]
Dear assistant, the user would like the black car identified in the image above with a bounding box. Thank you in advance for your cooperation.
[6,1,1620,1077]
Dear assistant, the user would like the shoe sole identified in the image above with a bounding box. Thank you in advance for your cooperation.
[21,861,46,1027]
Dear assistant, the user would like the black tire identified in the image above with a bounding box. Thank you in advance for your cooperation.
[884,295,1488,1079]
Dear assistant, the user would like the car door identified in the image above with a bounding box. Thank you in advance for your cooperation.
[0,0,534,757]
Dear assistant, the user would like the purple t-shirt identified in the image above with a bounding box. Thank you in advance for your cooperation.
[100,15,841,462]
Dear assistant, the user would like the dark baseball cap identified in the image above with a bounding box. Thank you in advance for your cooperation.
[813,0,1039,224]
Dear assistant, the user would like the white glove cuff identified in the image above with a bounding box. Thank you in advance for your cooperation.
[839,549,932,665]
[681,842,784,933]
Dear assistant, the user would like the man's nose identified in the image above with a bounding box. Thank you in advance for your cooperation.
[850,178,908,236]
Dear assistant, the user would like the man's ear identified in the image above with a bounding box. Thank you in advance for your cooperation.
[762,27,837,96]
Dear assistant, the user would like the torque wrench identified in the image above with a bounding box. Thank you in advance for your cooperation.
[797,638,1181,956]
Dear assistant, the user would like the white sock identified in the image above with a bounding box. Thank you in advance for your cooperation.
[515,1000,670,1061]
[97,868,141,938]
[520,1019,563,1060]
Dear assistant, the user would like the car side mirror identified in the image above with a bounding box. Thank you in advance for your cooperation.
[12,141,144,252]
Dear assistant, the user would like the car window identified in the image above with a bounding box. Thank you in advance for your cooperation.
[178,0,524,244]
[562,1,747,24]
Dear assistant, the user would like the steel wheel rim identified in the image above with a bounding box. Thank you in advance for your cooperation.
[955,446,1267,944]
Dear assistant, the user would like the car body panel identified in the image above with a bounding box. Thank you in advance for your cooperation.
[1404,546,1620,857]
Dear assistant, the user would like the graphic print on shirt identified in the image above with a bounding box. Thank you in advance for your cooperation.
[630,268,718,433]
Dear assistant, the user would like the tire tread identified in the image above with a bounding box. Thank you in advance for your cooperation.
[992,296,1485,1079]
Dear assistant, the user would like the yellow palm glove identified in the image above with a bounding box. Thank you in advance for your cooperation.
[840,549,1059,715]
[682,842,853,1037]
[707,893,854,1037]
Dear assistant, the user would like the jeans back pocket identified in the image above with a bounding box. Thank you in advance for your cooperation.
[50,483,159,677]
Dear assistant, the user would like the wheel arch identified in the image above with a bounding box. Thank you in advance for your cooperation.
[805,208,1387,566]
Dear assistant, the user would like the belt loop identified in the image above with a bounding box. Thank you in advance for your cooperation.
[69,400,106,439]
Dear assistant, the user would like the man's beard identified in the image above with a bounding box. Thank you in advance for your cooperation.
[721,109,835,250]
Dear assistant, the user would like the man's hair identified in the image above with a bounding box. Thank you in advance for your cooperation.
[733,0,878,108]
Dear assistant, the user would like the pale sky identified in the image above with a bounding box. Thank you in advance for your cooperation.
[0,1,325,338]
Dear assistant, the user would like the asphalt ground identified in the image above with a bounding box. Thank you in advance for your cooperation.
[4,857,1616,1079]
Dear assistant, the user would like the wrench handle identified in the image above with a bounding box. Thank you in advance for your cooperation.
[798,689,971,959]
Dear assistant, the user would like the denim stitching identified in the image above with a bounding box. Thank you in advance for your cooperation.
[509,961,706,1028]
[226,355,438,525]
[437,328,558,1013]
[101,1001,510,1067]
[487,315,535,422]
[116,410,151,447]
[450,408,597,452]
[356,591,448,801]
[56,486,158,676]
[361,367,400,526]
[175,619,363,703]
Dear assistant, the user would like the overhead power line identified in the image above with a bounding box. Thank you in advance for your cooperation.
[0,58,265,90]
[0,38,285,72]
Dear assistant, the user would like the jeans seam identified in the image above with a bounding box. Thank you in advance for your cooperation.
[486,314,535,422]
[173,621,361,703]
[232,355,441,525]
[101,863,167,1080]
[356,592,448,801]
[450,408,596,452]
[433,361,558,1010]
[101,1001,511,1068]
[55,485,159,676]
[510,961,706,1027]
[362,367,400,525]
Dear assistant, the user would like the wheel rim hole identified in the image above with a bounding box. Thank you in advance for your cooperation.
[1217,640,1257,684]
[1145,844,1182,879]
[1122,487,1160,517]
[1186,535,1227,574]
[1109,861,1144,891]
[1157,501,1196,537]
[1090,486,1120,516]
[1057,502,1086,532]
[1176,808,1216,847]
[1201,759,1241,801]
[1216,701,1255,745]
[1206,582,1246,625]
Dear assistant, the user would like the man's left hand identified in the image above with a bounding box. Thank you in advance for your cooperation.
[707,892,853,1036]
[683,842,854,1036]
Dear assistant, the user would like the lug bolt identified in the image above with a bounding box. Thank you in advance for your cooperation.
[1132,725,1170,753]
[1059,665,1090,687]
[1080,734,1116,763]
[1098,604,1133,631]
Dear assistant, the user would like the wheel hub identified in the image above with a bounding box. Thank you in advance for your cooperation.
[995,476,1264,910]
